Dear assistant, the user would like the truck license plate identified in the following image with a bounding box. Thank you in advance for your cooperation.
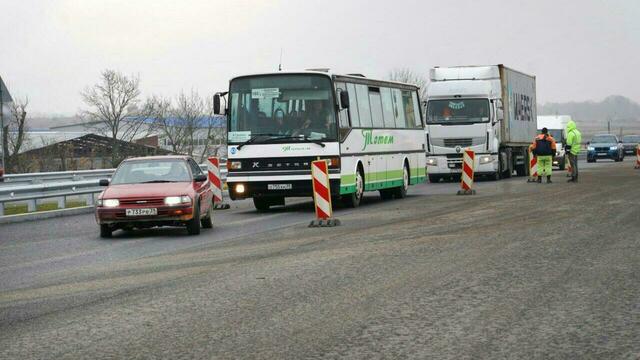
[125,208,157,216]
[268,184,292,190]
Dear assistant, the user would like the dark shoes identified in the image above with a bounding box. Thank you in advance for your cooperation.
[547,176,552,183]
[537,177,542,183]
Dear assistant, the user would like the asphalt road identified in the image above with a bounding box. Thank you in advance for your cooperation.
[1,160,639,359]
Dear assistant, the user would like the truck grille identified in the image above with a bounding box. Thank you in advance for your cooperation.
[444,138,473,147]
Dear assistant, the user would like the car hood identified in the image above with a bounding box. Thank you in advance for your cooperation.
[589,142,617,147]
[102,182,193,199]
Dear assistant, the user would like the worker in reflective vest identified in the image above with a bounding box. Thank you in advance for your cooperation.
[531,127,557,183]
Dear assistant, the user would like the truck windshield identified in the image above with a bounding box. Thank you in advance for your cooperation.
[427,99,490,124]
[228,74,337,143]
[539,129,563,142]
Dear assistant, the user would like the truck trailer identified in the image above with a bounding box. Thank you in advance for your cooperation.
[425,65,537,182]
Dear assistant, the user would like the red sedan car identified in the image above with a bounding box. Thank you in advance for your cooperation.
[96,156,214,238]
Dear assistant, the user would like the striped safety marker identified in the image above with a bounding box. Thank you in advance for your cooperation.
[309,160,340,227]
[635,145,640,169]
[457,149,476,195]
[527,149,538,183]
[207,157,230,210]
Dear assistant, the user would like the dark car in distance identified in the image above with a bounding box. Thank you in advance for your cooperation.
[586,134,624,162]
[95,156,214,238]
[621,135,640,155]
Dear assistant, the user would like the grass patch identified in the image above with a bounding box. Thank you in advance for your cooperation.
[3,200,88,216]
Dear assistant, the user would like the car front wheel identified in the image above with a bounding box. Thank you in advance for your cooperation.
[186,202,201,235]
[201,206,213,229]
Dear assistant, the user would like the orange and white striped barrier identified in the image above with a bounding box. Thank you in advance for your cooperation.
[527,149,538,183]
[207,157,230,210]
[635,145,640,169]
[457,149,476,195]
[309,160,340,227]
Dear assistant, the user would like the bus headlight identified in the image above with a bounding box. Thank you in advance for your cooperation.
[426,157,438,166]
[479,155,494,164]
[229,161,242,170]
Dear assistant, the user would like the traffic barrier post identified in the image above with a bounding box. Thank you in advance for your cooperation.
[207,157,230,210]
[457,149,476,195]
[527,149,538,183]
[635,145,640,169]
[309,160,340,227]
[566,155,572,177]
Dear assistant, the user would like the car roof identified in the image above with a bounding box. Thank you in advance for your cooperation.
[123,155,191,162]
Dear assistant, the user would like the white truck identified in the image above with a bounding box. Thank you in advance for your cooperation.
[425,65,537,181]
[537,115,571,170]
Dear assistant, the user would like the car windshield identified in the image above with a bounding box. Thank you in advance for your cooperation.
[427,99,490,124]
[622,135,640,143]
[591,135,617,144]
[228,74,337,143]
[111,159,191,184]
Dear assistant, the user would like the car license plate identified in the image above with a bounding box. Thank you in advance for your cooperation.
[268,184,292,190]
[597,152,607,155]
[125,208,157,216]
[450,168,462,173]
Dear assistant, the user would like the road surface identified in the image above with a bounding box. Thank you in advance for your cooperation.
[1,160,639,359]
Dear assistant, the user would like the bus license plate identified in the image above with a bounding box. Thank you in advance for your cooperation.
[126,208,157,216]
[268,184,292,190]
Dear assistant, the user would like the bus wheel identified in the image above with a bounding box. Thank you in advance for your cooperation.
[253,197,271,212]
[393,164,409,199]
[342,169,364,208]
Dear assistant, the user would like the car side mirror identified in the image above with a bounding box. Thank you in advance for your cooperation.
[99,179,109,186]
[194,174,207,182]
[339,90,350,109]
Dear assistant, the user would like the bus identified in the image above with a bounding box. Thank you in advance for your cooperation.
[214,70,426,211]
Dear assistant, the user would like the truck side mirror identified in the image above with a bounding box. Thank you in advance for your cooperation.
[213,94,222,115]
[496,98,504,110]
[339,90,350,109]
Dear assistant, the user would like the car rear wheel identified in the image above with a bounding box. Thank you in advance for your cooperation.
[201,206,213,229]
[186,202,201,235]
[100,224,112,238]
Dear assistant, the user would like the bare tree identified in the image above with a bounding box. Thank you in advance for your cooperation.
[2,97,31,173]
[388,68,428,101]
[80,70,150,166]
[148,90,226,163]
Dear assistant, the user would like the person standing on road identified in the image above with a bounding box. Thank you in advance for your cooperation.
[531,127,557,183]
[565,120,582,182]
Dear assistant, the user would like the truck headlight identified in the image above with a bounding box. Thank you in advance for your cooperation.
[479,155,494,164]
[229,161,242,170]
[102,199,120,207]
[164,195,191,206]
[426,157,438,166]
[609,146,618,150]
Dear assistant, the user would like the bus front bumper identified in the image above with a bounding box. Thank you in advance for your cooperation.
[227,179,342,200]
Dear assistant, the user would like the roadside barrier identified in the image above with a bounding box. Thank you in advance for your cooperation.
[457,149,476,195]
[527,150,538,183]
[207,157,230,210]
[635,145,640,169]
[309,160,340,227]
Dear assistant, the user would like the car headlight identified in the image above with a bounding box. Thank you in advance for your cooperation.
[102,199,120,207]
[229,161,242,170]
[479,155,494,164]
[426,157,438,166]
[587,146,595,151]
[164,195,191,206]
[609,146,618,150]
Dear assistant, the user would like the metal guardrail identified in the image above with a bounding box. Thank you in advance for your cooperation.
[0,164,226,217]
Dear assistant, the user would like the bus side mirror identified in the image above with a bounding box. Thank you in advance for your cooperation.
[213,94,222,115]
[339,91,350,109]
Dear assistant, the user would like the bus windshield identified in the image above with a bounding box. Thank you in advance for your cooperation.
[228,74,337,143]
[427,99,490,124]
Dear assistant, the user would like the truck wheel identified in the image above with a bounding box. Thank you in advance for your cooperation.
[341,169,364,208]
[99,224,112,238]
[253,197,271,212]
[186,202,201,235]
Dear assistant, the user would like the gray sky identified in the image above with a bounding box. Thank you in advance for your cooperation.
[1,0,639,115]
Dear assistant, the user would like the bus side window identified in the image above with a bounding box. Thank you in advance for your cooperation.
[392,89,407,128]
[368,87,384,128]
[347,83,360,127]
[402,91,416,128]
[356,84,372,128]
[411,92,423,128]
[336,82,350,128]
[380,87,395,128]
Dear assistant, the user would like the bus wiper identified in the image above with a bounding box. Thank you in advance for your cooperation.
[236,133,279,150]
[262,135,326,147]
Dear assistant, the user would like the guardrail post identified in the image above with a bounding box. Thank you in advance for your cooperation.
[86,193,95,206]
[57,196,66,210]
[0,203,4,217]
[27,199,37,212]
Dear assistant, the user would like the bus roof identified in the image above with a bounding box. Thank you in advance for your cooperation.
[229,71,421,91]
